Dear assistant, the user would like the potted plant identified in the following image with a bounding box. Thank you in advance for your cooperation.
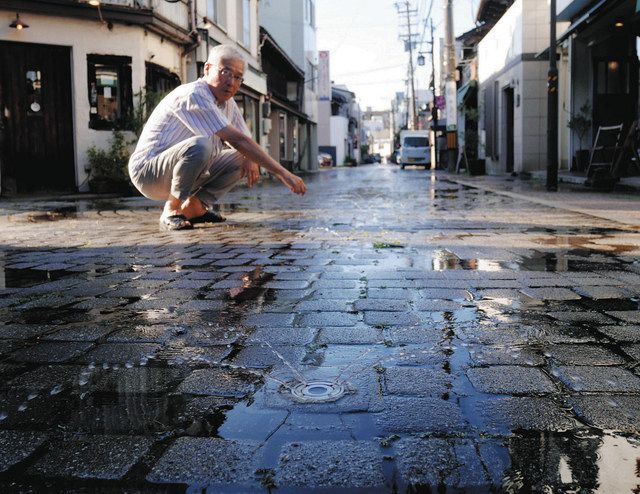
[567,102,592,172]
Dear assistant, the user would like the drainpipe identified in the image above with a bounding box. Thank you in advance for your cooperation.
[183,0,201,56]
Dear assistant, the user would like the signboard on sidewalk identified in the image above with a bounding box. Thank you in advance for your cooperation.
[318,51,331,101]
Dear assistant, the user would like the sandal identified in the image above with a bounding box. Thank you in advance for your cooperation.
[159,214,193,231]
[189,210,226,225]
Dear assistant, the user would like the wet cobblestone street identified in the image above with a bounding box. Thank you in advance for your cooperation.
[2,165,640,492]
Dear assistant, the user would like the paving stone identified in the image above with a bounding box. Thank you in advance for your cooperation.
[598,325,640,342]
[573,286,633,299]
[0,430,48,472]
[106,325,174,343]
[546,311,617,324]
[419,288,473,300]
[276,440,386,489]
[367,288,413,299]
[147,437,260,485]
[383,325,445,345]
[231,345,307,370]
[42,324,116,342]
[0,390,74,430]
[569,395,640,433]
[0,324,54,340]
[606,311,640,323]
[520,287,581,301]
[318,326,382,344]
[472,397,577,433]
[93,367,188,393]
[554,366,640,392]
[298,312,359,327]
[244,312,296,327]
[353,299,410,311]
[174,299,227,312]
[217,404,288,441]
[545,344,626,365]
[296,299,354,311]
[395,438,488,488]
[5,364,97,393]
[29,435,154,480]
[264,280,310,289]
[467,345,544,366]
[375,396,468,433]
[467,366,556,395]
[622,344,640,360]
[9,341,92,363]
[246,327,317,345]
[383,366,451,397]
[414,299,465,311]
[364,311,422,327]
[177,368,262,397]
[80,343,161,364]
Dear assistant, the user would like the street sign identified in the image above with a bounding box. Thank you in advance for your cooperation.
[318,51,330,101]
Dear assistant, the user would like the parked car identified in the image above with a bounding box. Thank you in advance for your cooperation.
[362,154,375,164]
[318,153,333,167]
[372,153,381,163]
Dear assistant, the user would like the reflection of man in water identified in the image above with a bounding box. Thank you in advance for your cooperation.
[504,433,600,491]
[128,44,306,231]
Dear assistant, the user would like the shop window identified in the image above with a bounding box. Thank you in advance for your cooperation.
[596,59,629,95]
[145,62,180,94]
[87,54,132,130]
[279,112,288,159]
[233,93,259,141]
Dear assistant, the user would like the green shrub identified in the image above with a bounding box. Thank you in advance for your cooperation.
[87,130,132,193]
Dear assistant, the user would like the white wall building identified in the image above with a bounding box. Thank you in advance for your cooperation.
[0,0,265,194]
[260,0,319,171]
[477,0,564,174]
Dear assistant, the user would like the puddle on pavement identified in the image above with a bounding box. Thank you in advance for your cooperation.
[0,267,76,289]
[26,207,79,222]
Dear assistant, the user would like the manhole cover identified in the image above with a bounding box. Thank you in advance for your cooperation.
[288,380,346,403]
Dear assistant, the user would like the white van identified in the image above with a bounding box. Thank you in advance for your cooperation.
[399,130,430,169]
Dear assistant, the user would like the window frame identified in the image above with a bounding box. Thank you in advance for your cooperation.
[87,54,133,130]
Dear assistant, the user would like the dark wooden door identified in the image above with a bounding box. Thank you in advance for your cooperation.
[0,41,74,193]
[504,87,514,173]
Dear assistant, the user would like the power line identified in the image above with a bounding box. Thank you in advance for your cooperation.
[333,63,405,78]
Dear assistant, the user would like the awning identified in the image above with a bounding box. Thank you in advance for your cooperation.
[457,81,477,104]
[556,0,617,44]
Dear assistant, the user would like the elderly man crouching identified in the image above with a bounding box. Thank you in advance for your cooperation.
[128,44,306,231]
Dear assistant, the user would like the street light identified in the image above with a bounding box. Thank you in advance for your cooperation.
[547,0,558,191]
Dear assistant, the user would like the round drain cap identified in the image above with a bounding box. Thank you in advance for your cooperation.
[288,380,346,403]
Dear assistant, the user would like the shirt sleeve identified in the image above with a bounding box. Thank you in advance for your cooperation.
[172,89,230,137]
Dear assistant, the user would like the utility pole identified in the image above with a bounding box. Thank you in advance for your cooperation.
[429,19,438,169]
[396,1,418,129]
[546,0,559,191]
[443,0,457,170]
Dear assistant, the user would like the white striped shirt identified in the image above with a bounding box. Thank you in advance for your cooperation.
[129,78,250,173]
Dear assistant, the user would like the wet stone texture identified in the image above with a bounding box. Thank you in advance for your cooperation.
[2,166,640,491]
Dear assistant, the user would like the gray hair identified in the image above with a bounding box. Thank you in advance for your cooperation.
[206,44,246,68]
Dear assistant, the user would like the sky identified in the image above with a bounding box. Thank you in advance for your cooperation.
[316,0,478,111]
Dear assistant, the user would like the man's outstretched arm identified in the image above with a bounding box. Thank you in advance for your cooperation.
[216,125,307,195]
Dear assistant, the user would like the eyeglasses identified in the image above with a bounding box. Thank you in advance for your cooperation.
[219,67,244,83]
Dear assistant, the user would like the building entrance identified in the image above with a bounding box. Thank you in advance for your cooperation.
[0,41,74,194]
